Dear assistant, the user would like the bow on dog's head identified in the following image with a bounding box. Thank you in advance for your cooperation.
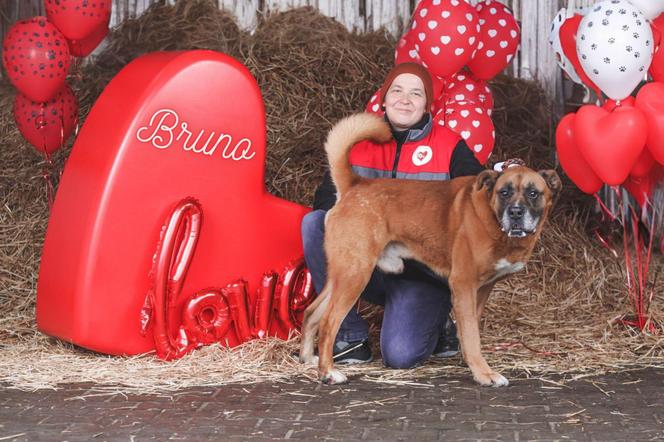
[476,164,561,238]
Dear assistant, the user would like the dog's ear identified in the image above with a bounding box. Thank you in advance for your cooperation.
[538,169,562,198]
[475,169,499,192]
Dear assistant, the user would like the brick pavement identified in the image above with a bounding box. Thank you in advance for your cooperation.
[1,367,663,441]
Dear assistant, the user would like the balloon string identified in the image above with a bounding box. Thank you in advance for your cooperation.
[42,152,55,209]
[616,188,658,332]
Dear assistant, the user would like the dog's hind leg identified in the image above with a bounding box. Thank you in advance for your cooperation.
[299,284,331,364]
[317,268,372,385]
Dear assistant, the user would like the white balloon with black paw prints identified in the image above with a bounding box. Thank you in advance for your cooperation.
[576,0,653,100]
[626,0,664,20]
[549,8,582,83]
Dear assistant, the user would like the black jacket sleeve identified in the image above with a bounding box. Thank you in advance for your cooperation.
[312,170,337,211]
[449,140,485,178]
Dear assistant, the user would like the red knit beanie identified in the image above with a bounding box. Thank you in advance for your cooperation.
[380,62,434,110]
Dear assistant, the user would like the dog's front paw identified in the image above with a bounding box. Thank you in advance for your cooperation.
[473,371,509,387]
[319,368,348,385]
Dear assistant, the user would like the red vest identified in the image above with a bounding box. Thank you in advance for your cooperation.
[348,124,461,181]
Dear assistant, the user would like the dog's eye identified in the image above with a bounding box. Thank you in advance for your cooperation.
[499,189,510,199]
[527,190,539,199]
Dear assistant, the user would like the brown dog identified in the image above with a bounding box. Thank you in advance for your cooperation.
[299,113,561,387]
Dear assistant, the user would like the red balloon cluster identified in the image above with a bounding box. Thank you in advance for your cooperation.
[551,7,664,205]
[556,83,664,204]
[2,2,111,155]
[373,0,520,164]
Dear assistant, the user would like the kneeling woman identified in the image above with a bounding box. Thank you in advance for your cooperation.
[301,63,484,368]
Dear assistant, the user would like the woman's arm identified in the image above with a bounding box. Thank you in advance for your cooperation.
[449,140,485,178]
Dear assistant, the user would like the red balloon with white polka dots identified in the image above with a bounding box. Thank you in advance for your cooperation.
[443,71,494,115]
[365,89,385,116]
[394,31,422,65]
[411,0,481,79]
[467,0,520,80]
[434,100,495,164]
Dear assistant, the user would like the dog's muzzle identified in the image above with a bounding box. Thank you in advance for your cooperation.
[501,205,536,238]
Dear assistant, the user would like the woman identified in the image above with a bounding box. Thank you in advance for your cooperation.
[301,63,484,368]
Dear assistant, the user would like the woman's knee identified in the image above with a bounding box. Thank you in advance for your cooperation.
[301,210,326,251]
[381,336,429,369]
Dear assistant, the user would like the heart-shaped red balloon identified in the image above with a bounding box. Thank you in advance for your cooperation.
[622,172,656,208]
[635,82,664,165]
[575,104,647,186]
[68,25,109,58]
[467,0,520,80]
[45,0,112,42]
[2,17,71,102]
[555,112,603,194]
[13,83,78,154]
[649,15,664,82]
[37,51,310,355]
[559,14,601,97]
[630,148,655,178]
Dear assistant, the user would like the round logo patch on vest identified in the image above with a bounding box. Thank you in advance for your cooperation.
[412,145,433,166]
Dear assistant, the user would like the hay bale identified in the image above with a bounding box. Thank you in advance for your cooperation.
[246,7,394,203]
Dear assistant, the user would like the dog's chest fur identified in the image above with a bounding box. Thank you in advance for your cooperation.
[485,258,525,284]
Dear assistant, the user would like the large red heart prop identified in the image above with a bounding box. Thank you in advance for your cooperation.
[466,0,520,80]
[2,17,71,103]
[13,83,78,154]
[412,0,480,79]
[575,104,647,186]
[555,112,602,194]
[45,0,112,42]
[37,51,310,355]
[635,82,664,165]
[559,14,601,97]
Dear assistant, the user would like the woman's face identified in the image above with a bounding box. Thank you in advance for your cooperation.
[384,73,427,131]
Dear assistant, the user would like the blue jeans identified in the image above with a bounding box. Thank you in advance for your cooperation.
[301,210,452,369]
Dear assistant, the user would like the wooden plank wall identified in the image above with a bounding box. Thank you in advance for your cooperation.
[1,0,599,104]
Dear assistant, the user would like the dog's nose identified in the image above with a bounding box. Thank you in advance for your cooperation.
[508,205,524,219]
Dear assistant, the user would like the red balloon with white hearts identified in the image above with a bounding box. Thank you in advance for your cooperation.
[365,89,384,116]
[412,0,480,79]
[434,101,495,164]
[443,71,494,114]
[395,30,422,65]
[467,0,520,80]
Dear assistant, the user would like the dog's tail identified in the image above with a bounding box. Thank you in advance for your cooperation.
[325,112,392,196]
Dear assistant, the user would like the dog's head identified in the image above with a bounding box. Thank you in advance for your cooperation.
[475,166,561,238]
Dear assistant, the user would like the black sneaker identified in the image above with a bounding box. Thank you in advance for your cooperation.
[333,339,373,364]
[433,319,459,358]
